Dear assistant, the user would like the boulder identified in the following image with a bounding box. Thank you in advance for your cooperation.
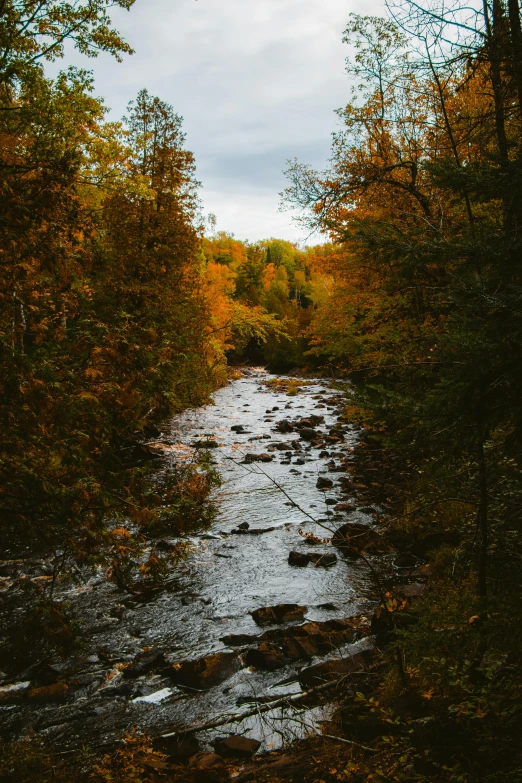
[231,526,275,535]
[325,435,342,443]
[316,476,333,490]
[243,452,273,463]
[213,735,261,759]
[231,425,245,433]
[244,618,363,671]
[170,651,241,689]
[299,428,317,441]
[245,643,286,670]
[238,522,249,530]
[251,604,307,626]
[334,503,356,512]
[288,551,337,568]
[296,415,324,427]
[123,648,166,679]
[288,551,311,567]
[275,420,294,433]
[221,633,258,647]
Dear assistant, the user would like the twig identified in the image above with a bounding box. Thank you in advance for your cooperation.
[321,733,378,753]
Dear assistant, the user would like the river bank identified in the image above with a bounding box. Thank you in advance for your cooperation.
[1,368,434,781]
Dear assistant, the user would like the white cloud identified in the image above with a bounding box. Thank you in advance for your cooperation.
[54,0,386,240]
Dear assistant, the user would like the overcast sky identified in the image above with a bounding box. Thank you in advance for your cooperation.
[65,0,384,243]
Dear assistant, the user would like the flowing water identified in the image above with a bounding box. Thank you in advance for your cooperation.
[0,368,381,752]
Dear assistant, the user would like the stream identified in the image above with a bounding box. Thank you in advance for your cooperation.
[0,369,385,755]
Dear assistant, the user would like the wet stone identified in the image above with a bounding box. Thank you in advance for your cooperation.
[288,551,337,568]
[243,453,273,463]
[231,526,276,535]
[213,735,261,759]
[170,651,241,689]
[123,648,166,679]
[334,502,356,512]
[316,476,333,490]
[251,604,307,626]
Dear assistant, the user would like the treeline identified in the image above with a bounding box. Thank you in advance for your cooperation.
[201,232,340,370]
[283,0,522,778]
[0,2,228,563]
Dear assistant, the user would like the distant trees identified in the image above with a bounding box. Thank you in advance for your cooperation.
[200,233,333,369]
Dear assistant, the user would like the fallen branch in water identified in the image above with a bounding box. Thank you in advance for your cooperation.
[159,677,350,739]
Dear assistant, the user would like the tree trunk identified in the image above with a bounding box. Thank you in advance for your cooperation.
[477,436,489,600]
[507,0,522,125]
[13,295,25,354]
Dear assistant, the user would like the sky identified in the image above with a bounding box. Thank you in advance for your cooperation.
[60,0,384,243]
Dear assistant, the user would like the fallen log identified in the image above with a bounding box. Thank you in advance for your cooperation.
[159,676,350,740]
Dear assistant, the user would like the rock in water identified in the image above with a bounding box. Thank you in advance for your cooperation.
[309,552,337,567]
[251,604,307,625]
[170,651,241,689]
[288,551,311,567]
[243,452,273,463]
[316,476,333,490]
[123,648,166,679]
[275,419,294,433]
[288,551,337,568]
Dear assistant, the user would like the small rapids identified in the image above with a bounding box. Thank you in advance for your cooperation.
[0,369,383,753]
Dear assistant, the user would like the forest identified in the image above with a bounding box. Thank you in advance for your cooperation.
[1,0,522,781]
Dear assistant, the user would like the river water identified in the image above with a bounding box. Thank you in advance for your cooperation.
[0,368,380,753]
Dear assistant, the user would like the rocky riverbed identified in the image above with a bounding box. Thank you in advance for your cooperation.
[0,369,419,759]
